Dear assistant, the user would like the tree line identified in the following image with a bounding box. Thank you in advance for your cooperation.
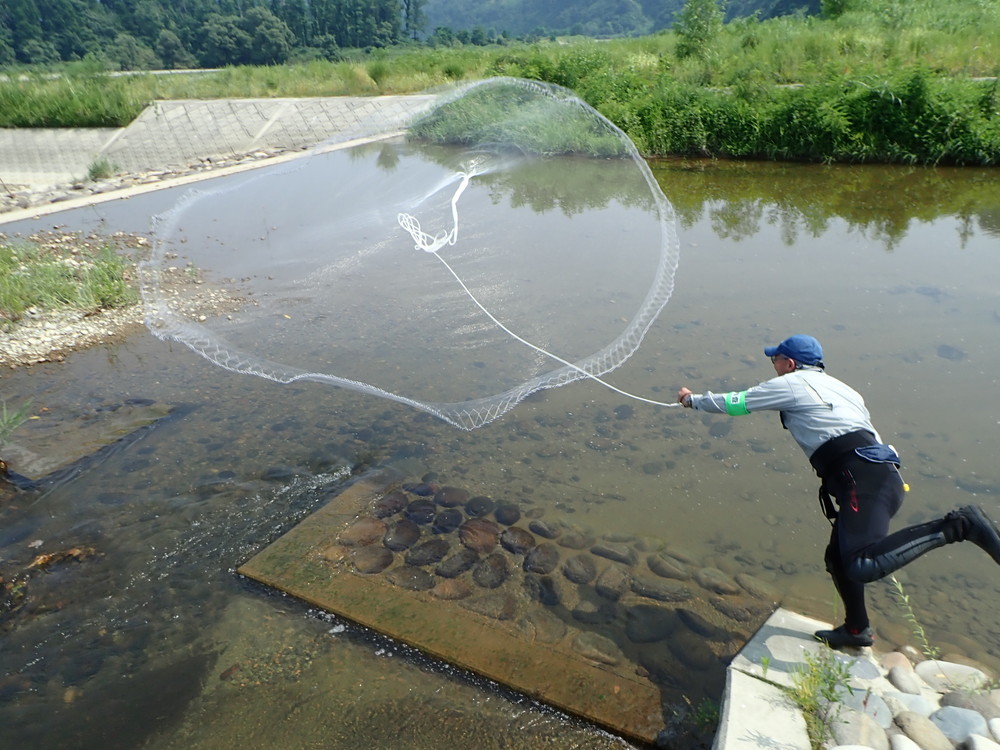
[0,0,430,69]
[0,0,822,70]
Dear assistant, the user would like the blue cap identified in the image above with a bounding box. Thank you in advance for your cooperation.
[764,335,824,366]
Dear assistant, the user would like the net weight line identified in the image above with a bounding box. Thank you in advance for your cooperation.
[397,169,680,410]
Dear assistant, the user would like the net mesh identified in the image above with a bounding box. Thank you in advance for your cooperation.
[140,77,680,430]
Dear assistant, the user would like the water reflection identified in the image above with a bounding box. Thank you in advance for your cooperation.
[657,159,1000,248]
[1,159,999,749]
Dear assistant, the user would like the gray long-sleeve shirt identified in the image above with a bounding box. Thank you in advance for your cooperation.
[689,367,881,458]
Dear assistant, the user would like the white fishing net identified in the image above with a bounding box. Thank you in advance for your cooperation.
[140,78,680,429]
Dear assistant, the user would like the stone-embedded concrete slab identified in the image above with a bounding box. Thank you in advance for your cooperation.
[238,470,671,744]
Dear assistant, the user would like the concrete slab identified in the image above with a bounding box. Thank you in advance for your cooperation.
[1,95,437,192]
[100,96,437,176]
[712,667,810,750]
[715,607,899,750]
[0,128,121,188]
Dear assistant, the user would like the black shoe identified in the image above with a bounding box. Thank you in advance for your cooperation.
[814,624,874,648]
[958,505,1000,565]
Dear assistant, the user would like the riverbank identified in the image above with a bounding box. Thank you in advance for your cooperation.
[718,608,1000,750]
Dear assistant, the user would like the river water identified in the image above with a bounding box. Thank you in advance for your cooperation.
[1,158,998,749]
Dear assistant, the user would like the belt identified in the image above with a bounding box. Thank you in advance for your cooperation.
[809,429,877,479]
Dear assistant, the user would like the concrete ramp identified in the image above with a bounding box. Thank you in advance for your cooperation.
[0,95,435,190]
[0,128,120,188]
[100,96,435,175]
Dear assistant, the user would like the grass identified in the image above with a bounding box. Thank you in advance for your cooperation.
[0,399,33,446]
[889,575,940,660]
[0,239,137,327]
[0,1,997,163]
[786,648,853,749]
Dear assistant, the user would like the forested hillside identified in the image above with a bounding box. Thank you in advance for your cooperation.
[422,0,819,39]
[0,0,819,70]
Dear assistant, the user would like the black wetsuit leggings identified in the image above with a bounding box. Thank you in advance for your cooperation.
[823,456,905,631]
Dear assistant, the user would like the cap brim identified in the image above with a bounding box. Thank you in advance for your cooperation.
[764,345,780,357]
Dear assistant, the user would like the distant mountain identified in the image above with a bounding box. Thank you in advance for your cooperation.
[422,0,821,37]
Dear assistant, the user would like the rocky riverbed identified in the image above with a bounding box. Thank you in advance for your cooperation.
[0,229,247,369]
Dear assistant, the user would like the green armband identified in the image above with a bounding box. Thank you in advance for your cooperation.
[724,391,750,416]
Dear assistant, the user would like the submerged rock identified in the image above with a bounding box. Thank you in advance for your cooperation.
[384,566,435,591]
[383,519,421,551]
[459,518,500,553]
[353,546,394,574]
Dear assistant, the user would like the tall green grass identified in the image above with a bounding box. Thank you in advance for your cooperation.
[0,242,137,325]
[0,0,997,164]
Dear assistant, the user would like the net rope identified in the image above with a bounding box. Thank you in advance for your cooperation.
[397,171,679,410]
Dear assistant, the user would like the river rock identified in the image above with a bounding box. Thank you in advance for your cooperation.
[930,705,989,742]
[557,531,595,550]
[465,495,496,517]
[431,508,463,534]
[889,665,925,695]
[895,711,954,750]
[735,572,783,602]
[667,629,717,671]
[941,690,1000,719]
[384,566,435,591]
[372,491,407,518]
[571,632,623,666]
[884,691,936,717]
[434,486,470,507]
[841,688,894,729]
[459,518,500,553]
[710,597,757,624]
[460,592,517,620]
[500,526,536,554]
[516,609,567,643]
[647,553,690,580]
[523,574,561,605]
[405,498,437,524]
[562,553,597,584]
[338,516,387,546]
[472,553,509,589]
[889,735,923,750]
[677,608,727,640]
[352,546,394,574]
[523,543,559,574]
[572,599,617,625]
[695,567,740,595]
[494,504,521,525]
[430,578,473,600]
[528,519,560,539]
[435,548,479,578]
[591,541,637,566]
[625,604,677,643]
[595,564,631,601]
[404,538,450,566]
[831,707,890,750]
[402,481,437,496]
[383,519,421,551]
[966,734,1000,750]
[630,575,693,603]
[915,659,989,691]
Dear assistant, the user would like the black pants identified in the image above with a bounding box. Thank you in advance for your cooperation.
[823,456,906,631]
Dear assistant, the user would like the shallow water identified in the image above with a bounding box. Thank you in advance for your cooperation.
[1,158,999,749]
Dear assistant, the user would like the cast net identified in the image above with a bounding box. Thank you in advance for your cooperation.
[140,77,680,429]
